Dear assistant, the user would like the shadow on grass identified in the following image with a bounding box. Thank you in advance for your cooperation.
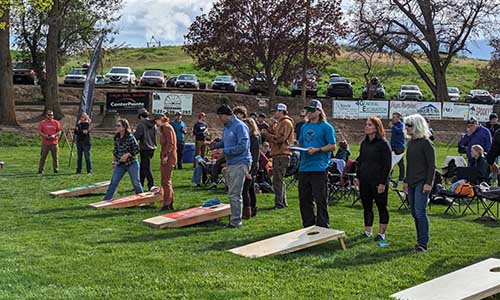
[97,225,224,244]
[32,206,87,214]
[318,246,414,269]
[424,253,500,279]
[0,172,75,178]
[470,217,500,228]
[56,210,138,220]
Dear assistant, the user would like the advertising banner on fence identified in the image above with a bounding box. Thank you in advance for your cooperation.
[357,100,390,119]
[152,92,193,115]
[442,102,469,120]
[106,92,150,113]
[468,104,493,122]
[389,101,442,119]
[332,100,358,119]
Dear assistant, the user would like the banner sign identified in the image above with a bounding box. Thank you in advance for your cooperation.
[332,101,358,119]
[442,102,469,120]
[152,92,193,115]
[78,36,104,120]
[357,100,389,119]
[415,102,442,120]
[469,104,494,122]
[106,92,150,113]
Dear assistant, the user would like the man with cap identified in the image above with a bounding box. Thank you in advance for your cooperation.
[294,109,307,140]
[38,110,63,174]
[485,113,500,137]
[459,116,492,164]
[262,103,295,209]
[211,104,252,228]
[390,112,405,186]
[193,112,209,166]
[134,108,157,191]
[297,100,336,228]
[170,112,187,169]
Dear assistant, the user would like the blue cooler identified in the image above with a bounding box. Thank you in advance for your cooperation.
[183,142,195,163]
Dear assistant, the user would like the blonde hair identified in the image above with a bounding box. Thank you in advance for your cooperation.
[244,118,260,137]
[471,144,485,157]
[404,114,431,140]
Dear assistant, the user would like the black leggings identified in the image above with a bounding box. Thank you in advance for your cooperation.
[360,183,389,226]
[139,149,155,190]
[243,175,257,209]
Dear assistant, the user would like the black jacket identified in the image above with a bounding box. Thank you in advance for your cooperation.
[485,122,500,137]
[193,121,209,141]
[249,135,261,175]
[356,136,392,186]
[75,122,91,145]
[134,118,157,151]
[487,130,500,165]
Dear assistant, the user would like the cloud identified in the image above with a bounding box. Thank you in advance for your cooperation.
[115,0,215,47]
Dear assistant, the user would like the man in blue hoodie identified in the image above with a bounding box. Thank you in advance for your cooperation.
[390,112,405,186]
[459,117,492,164]
[212,105,252,228]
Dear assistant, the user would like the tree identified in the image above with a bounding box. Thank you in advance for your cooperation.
[12,0,121,118]
[352,0,500,102]
[0,0,52,125]
[184,0,347,97]
[476,39,500,94]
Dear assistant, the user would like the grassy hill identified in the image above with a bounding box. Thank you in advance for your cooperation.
[62,46,487,100]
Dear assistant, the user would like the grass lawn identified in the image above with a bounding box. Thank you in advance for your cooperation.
[1,135,500,300]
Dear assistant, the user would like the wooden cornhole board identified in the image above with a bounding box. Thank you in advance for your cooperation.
[50,181,110,198]
[88,191,162,209]
[229,226,346,258]
[143,203,231,228]
[391,258,500,300]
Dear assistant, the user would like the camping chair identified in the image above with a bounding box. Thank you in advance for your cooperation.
[442,156,467,183]
[327,160,359,205]
[475,185,500,220]
[441,167,484,215]
[390,179,409,210]
[285,151,301,189]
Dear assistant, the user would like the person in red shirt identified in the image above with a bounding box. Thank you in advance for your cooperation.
[38,110,63,174]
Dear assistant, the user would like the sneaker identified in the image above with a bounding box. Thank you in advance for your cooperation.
[159,205,171,212]
[54,170,58,174]
[225,223,241,229]
[415,245,427,252]
[374,234,385,242]
[192,183,200,188]
[363,231,373,238]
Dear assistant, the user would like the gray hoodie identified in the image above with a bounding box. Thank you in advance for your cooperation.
[134,118,157,151]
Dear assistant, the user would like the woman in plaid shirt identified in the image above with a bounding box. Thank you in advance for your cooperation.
[103,119,144,200]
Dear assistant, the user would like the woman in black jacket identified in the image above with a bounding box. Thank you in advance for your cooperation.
[355,117,392,241]
[74,112,92,174]
[242,118,261,219]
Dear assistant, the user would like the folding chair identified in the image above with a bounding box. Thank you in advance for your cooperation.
[476,186,500,220]
[440,189,476,215]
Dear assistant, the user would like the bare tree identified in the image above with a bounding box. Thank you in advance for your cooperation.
[184,0,347,97]
[352,0,500,102]
[476,39,500,94]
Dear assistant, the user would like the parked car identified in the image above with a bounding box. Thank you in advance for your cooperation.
[494,94,500,103]
[140,70,165,87]
[448,87,460,102]
[362,77,385,99]
[63,68,88,85]
[166,76,177,87]
[249,72,277,95]
[326,77,354,98]
[399,85,423,101]
[465,89,494,104]
[329,73,340,79]
[104,67,136,85]
[174,74,199,89]
[95,75,105,85]
[212,75,237,92]
[291,71,318,97]
[13,62,42,85]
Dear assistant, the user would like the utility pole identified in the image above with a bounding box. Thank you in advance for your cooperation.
[301,0,310,103]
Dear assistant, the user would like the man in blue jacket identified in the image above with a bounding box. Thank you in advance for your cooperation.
[211,105,252,228]
[460,117,492,164]
[170,112,187,169]
[390,112,405,186]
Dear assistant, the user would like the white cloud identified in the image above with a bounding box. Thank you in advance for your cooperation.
[115,0,215,47]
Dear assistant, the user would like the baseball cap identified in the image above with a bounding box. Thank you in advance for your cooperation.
[216,105,233,116]
[490,113,498,120]
[304,100,323,112]
[176,111,182,116]
[272,103,288,112]
[138,108,148,115]
[467,117,479,125]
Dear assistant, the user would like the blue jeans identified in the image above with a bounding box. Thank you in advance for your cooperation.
[76,143,92,174]
[408,182,430,248]
[103,160,143,200]
[192,164,203,185]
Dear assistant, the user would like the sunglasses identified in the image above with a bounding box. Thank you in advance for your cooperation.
[406,124,413,128]
[115,124,122,128]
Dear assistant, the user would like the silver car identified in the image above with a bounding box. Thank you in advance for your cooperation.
[64,68,88,84]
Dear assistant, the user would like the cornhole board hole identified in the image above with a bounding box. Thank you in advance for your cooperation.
[229,226,346,258]
[391,258,500,300]
[50,181,110,198]
[143,203,231,228]
[88,191,162,209]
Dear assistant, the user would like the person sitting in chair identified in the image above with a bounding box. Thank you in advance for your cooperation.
[334,140,350,162]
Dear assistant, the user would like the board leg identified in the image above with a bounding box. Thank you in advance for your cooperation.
[338,238,347,250]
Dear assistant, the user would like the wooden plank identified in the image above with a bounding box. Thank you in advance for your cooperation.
[50,181,111,198]
[229,226,346,258]
[143,203,231,228]
[391,258,500,300]
[88,191,162,209]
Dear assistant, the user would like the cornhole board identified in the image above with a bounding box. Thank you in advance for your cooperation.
[143,203,231,228]
[88,191,162,209]
[229,226,346,258]
[391,258,500,300]
[50,181,110,198]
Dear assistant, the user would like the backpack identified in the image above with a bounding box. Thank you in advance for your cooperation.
[454,181,475,197]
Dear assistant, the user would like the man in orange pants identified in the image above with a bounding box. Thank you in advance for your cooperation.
[155,115,177,211]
